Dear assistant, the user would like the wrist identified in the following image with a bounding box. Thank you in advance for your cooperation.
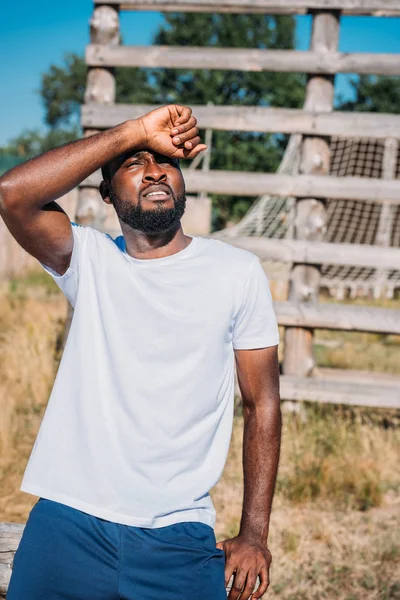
[118,119,147,153]
[239,521,270,546]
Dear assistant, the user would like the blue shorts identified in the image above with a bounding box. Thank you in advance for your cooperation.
[7,497,226,599]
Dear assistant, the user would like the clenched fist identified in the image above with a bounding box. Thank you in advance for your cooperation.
[136,105,207,160]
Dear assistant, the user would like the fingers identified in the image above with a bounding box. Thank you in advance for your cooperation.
[227,568,247,600]
[251,565,270,599]
[171,116,197,137]
[173,105,192,126]
[239,570,259,600]
[172,128,200,150]
[225,563,236,591]
[182,143,208,160]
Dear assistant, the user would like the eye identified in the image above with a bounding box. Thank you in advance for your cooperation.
[126,160,141,167]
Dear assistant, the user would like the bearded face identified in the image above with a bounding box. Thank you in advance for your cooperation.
[100,149,186,235]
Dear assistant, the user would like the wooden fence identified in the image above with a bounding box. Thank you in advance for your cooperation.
[75,0,400,411]
[1,2,400,595]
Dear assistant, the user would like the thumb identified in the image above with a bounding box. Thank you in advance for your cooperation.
[216,541,225,551]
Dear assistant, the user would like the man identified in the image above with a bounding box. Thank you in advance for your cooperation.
[1,104,281,600]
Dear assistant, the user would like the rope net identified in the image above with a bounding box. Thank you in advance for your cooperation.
[216,134,400,298]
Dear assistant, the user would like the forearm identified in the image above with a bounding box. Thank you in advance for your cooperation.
[0,119,144,211]
[239,399,281,545]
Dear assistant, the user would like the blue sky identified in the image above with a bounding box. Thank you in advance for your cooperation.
[1,0,399,145]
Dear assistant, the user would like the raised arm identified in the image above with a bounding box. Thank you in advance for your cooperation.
[217,345,281,600]
[0,105,205,275]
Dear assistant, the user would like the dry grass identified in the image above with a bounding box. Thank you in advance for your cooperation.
[212,413,400,599]
[315,295,400,375]
[0,272,66,521]
[1,269,399,599]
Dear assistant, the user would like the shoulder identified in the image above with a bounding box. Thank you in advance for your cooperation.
[71,222,125,251]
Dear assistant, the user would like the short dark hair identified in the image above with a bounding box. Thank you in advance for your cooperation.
[101,154,180,182]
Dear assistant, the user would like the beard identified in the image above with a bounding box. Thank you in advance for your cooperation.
[109,187,186,234]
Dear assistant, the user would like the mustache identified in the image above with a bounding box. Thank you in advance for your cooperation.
[139,184,175,202]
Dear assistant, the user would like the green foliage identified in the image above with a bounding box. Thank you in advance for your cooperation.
[40,53,87,128]
[1,14,306,226]
[2,127,79,161]
[115,66,155,104]
[339,75,400,113]
[151,13,305,227]
[0,151,24,176]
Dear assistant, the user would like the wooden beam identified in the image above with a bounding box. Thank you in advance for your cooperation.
[95,0,400,16]
[280,375,400,408]
[283,9,339,378]
[0,521,24,597]
[274,301,400,335]
[209,236,400,270]
[81,104,400,140]
[86,45,400,76]
[83,170,400,203]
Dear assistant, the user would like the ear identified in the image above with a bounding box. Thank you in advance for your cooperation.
[100,180,112,205]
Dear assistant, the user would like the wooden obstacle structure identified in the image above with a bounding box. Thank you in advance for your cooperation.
[77,0,400,409]
[1,3,400,594]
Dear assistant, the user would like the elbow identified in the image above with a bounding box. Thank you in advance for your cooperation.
[0,177,18,213]
[243,393,281,422]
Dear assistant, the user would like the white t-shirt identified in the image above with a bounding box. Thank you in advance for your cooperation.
[21,222,279,529]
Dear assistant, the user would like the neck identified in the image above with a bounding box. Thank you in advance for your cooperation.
[121,223,192,260]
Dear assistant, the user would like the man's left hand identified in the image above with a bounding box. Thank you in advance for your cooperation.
[216,534,271,599]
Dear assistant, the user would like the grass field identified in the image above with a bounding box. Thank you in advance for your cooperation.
[1,270,399,598]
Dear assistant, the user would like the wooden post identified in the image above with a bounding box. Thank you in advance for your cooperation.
[61,4,120,351]
[373,137,398,298]
[283,10,340,377]
[77,4,120,230]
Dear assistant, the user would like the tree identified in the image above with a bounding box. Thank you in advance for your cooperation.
[339,75,400,114]
[151,13,305,227]
[2,55,154,162]
[40,53,87,128]
[2,14,305,227]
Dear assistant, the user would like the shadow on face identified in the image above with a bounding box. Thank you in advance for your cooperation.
[99,149,187,234]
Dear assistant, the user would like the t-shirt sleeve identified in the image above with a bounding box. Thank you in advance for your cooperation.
[39,221,88,308]
[232,257,280,350]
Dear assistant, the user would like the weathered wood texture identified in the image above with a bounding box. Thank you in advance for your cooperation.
[80,5,120,235]
[83,169,400,203]
[283,10,339,377]
[280,375,400,409]
[96,0,400,16]
[81,104,400,139]
[86,45,400,76]
[211,236,400,270]
[274,301,400,335]
[0,522,24,597]
[84,6,119,104]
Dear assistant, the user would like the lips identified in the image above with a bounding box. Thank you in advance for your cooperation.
[142,184,172,198]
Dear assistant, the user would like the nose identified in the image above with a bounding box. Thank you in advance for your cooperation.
[142,160,167,183]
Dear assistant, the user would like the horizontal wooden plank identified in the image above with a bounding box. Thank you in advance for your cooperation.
[185,171,400,202]
[83,170,400,203]
[86,45,400,76]
[81,103,400,139]
[274,301,400,334]
[96,0,400,16]
[280,375,400,408]
[315,367,400,387]
[210,236,400,270]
